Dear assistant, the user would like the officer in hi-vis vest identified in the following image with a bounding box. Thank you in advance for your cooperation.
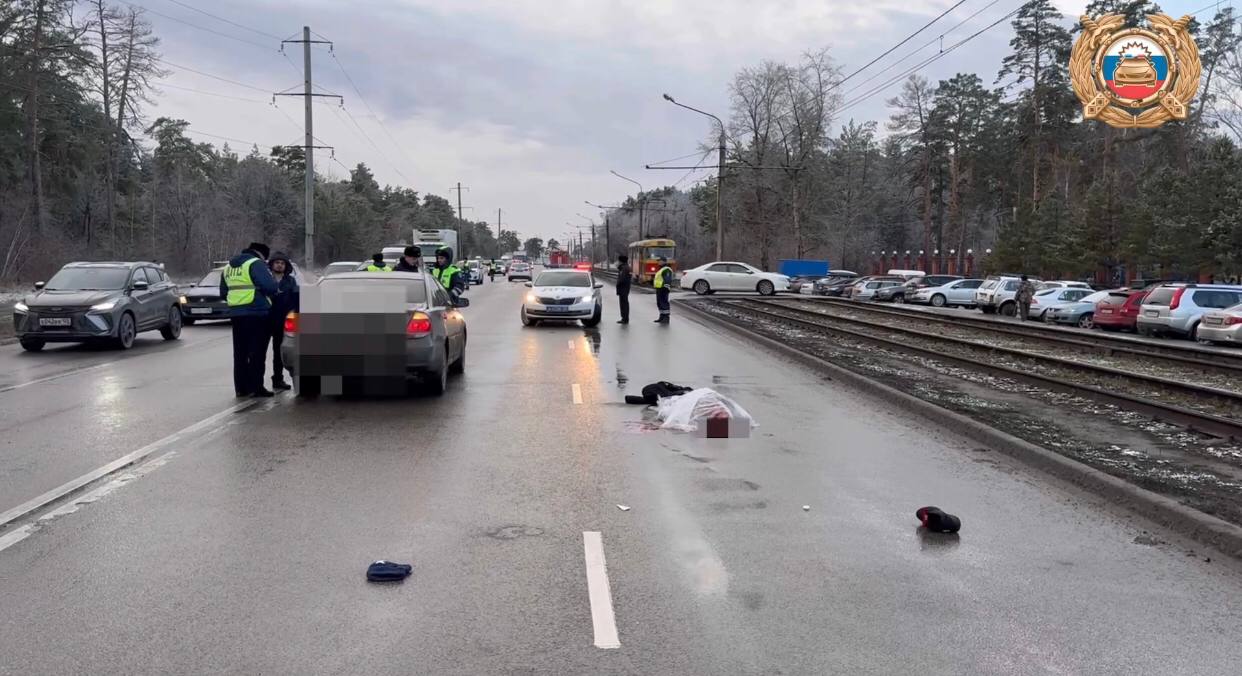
[653,256,673,324]
[220,242,279,397]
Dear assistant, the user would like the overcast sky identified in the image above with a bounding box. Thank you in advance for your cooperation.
[144,0,1210,244]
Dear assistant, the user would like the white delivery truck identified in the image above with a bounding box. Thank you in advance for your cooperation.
[412,229,460,265]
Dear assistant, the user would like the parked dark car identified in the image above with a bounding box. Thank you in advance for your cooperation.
[874,274,963,303]
[813,272,860,296]
[12,261,183,351]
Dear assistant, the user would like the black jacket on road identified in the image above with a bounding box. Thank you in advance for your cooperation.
[616,264,632,295]
[267,253,300,320]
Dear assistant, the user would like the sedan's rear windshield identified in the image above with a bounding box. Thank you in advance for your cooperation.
[320,278,427,304]
[197,270,222,287]
[1193,290,1242,309]
[536,271,591,287]
[1144,287,1177,306]
[46,266,130,290]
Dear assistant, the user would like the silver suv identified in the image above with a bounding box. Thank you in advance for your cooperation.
[1137,283,1242,340]
[974,275,1041,316]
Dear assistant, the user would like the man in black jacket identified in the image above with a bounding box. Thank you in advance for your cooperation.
[394,245,421,272]
[267,252,299,391]
[615,254,631,324]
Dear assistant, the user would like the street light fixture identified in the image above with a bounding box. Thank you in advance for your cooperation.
[610,170,646,239]
[663,92,727,261]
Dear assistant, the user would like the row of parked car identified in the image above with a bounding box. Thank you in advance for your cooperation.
[793,270,1242,345]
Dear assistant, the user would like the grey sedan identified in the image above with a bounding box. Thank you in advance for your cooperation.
[1046,290,1113,329]
[281,271,469,397]
[12,261,183,351]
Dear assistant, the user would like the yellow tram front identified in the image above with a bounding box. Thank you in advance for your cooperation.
[627,239,676,285]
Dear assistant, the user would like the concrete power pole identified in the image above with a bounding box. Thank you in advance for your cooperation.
[301,27,314,267]
[450,182,469,257]
[278,28,338,268]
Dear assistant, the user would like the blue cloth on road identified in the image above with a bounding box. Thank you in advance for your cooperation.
[219,250,279,317]
[367,560,413,582]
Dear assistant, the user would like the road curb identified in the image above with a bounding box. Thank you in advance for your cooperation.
[675,298,1242,561]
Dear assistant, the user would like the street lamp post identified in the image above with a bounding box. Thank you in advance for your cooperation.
[610,170,645,239]
[663,92,726,261]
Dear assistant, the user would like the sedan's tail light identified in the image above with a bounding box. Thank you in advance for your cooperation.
[283,312,298,334]
[1226,316,1242,326]
[1169,287,1187,310]
[407,311,432,337]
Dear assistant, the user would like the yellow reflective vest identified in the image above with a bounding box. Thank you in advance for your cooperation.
[653,266,673,289]
[224,258,259,306]
[366,264,391,272]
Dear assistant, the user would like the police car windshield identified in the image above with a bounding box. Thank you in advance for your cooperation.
[535,271,591,287]
[46,267,130,291]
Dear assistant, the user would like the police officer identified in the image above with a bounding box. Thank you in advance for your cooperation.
[366,253,391,272]
[221,242,279,397]
[615,254,632,324]
[432,246,466,301]
[653,256,673,323]
[393,245,421,272]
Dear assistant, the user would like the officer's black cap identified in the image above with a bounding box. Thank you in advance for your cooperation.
[404,245,421,257]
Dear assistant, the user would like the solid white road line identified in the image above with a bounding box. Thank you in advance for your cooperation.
[568,339,575,350]
[0,399,260,528]
[583,531,620,649]
[0,362,118,394]
[572,383,583,404]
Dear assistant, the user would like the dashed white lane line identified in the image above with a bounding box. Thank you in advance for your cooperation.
[568,339,575,350]
[572,383,583,404]
[0,398,261,528]
[583,531,620,649]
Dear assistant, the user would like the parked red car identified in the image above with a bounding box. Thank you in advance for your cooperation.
[1094,289,1147,332]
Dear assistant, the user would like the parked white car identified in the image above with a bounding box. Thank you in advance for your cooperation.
[909,278,984,307]
[682,262,790,296]
[1030,287,1094,321]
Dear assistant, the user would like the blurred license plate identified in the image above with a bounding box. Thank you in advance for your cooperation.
[39,317,71,326]
[544,306,570,313]
[1145,310,1159,317]
[191,308,212,314]
[1205,317,1223,325]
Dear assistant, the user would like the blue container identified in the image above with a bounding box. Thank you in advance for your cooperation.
[778,260,830,277]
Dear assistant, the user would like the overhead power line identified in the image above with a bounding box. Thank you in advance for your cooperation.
[837,4,1024,114]
[161,0,285,40]
[155,81,268,103]
[843,0,1001,96]
[327,50,417,176]
[121,1,274,51]
[830,1,967,92]
[156,57,272,93]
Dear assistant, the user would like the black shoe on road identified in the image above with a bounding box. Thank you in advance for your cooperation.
[272,380,292,391]
[252,388,275,398]
[235,391,252,398]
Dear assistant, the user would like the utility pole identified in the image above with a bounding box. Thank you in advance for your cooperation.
[277,27,338,268]
[449,182,469,257]
[604,212,610,264]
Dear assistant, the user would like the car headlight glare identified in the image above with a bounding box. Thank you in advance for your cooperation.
[525,292,537,303]
[179,295,188,305]
[14,301,28,312]
[90,300,117,311]
[580,295,594,303]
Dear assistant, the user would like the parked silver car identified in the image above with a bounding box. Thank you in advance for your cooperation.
[908,278,983,307]
[1030,287,1094,321]
[1137,284,1242,340]
[853,279,904,301]
[1197,303,1242,345]
[12,261,183,351]
[282,271,469,397]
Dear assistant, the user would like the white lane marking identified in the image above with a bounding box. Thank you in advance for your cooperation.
[568,339,575,350]
[0,399,260,528]
[0,451,178,555]
[572,383,583,404]
[0,362,117,394]
[583,531,620,649]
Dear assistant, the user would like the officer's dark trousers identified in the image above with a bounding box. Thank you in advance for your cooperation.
[618,292,630,322]
[656,289,670,320]
[231,315,270,395]
[269,317,287,385]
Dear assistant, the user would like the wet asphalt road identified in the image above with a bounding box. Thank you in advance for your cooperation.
[2,277,1242,675]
